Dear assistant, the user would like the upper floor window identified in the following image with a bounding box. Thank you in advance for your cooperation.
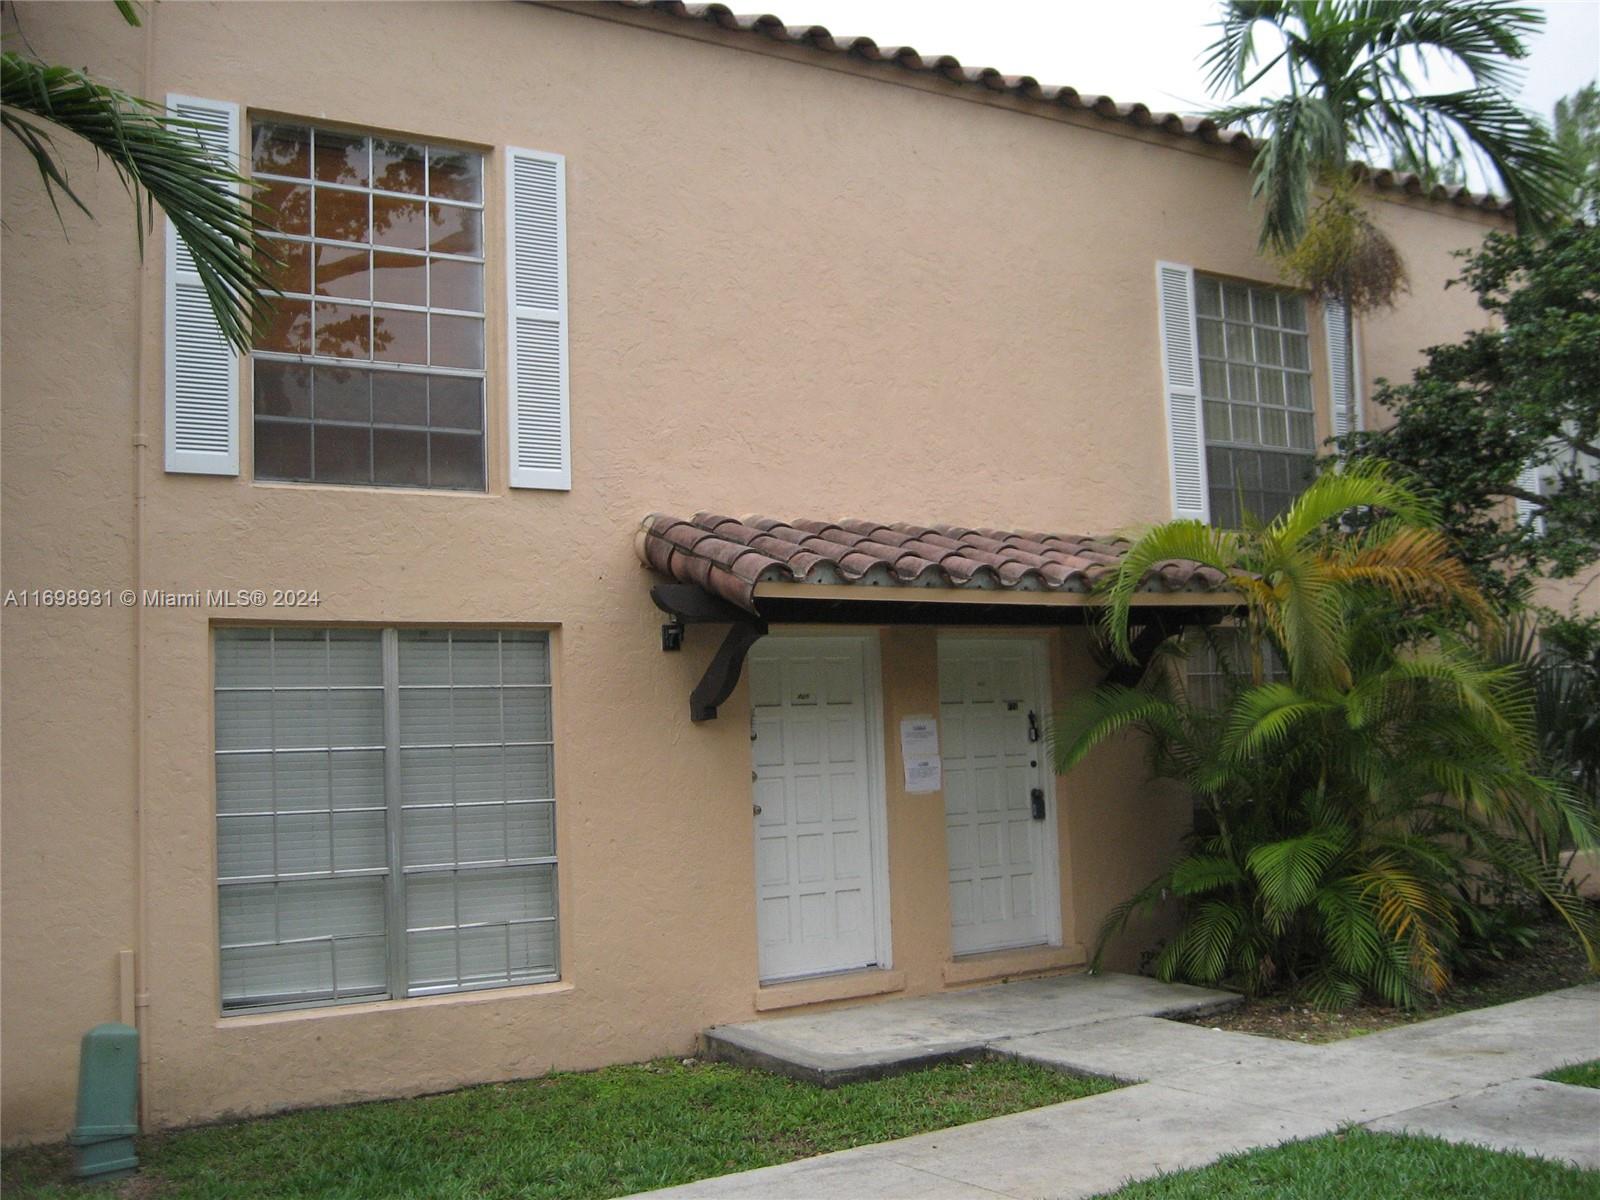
[1196,278,1314,528]
[249,121,486,490]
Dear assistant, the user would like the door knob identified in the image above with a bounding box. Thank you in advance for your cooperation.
[1030,787,1046,820]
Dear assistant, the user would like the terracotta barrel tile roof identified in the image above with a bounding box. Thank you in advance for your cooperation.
[636,512,1229,612]
[606,1,1512,218]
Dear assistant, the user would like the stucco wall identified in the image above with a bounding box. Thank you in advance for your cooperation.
[1,1,1505,1141]
[1,0,147,1147]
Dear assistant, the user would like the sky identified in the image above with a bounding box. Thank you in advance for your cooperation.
[770,0,1600,184]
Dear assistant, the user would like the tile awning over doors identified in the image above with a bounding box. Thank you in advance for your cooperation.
[636,512,1232,612]
[636,513,1240,722]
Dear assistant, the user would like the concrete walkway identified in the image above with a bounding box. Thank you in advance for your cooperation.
[702,973,1240,1085]
[637,979,1600,1199]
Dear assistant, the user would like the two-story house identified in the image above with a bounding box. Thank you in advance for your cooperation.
[0,0,1510,1141]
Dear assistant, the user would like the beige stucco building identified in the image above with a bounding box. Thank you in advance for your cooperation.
[2,0,1522,1143]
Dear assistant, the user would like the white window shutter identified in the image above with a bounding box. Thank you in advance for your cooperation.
[506,148,570,490]
[164,95,240,475]
[1156,262,1208,521]
[1324,299,1361,441]
[1515,462,1543,531]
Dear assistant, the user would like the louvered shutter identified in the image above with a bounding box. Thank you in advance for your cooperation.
[506,148,570,490]
[1515,462,1543,531]
[1324,299,1361,441]
[164,95,240,475]
[1156,262,1208,521]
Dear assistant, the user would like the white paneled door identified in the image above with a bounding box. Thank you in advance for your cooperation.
[940,638,1059,955]
[750,636,886,983]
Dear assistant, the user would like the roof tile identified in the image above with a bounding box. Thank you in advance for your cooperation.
[638,512,1230,611]
[609,1,1512,217]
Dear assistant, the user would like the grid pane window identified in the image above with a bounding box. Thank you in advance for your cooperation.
[215,628,557,1013]
[250,121,485,490]
[1196,277,1315,528]
[396,630,558,994]
[1185,629,1289,832]
[1184,628,1288,711]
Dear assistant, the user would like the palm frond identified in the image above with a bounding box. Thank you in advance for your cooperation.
[1360,86,1573,238]
[1331,526,1495,628]
[1220,682,1328,760]
[1096,523,1244,661]
[1089,872,1175,973]
[1247,829,1348,920]
[1429,803,1600,969]
[1352,851,1453,994]
[1355,1,1541,94]
[1050,686,1192,774]
[1178,900,1245,983]
[1169,854,1249,897]
[1,51,274,351]
[1299,966,1363,1010]
[1315,877,1386,975]
[1268,460,1436,547]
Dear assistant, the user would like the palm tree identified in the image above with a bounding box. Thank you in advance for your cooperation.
[1,3,272,351]
[1207,0,1572,251]
[1204,1,1575,436]
[1056,462,1598,1006]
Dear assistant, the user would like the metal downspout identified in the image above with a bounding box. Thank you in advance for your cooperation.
[130,0,157,1124]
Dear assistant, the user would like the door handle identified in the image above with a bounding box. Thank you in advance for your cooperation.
[1027,710,1041,743]
[1030,787,1046,820]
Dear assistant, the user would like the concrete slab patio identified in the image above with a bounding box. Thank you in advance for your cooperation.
[701,972,1241,1085]
[639,979,1600,1199]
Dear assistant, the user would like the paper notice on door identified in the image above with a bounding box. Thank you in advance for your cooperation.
[900,715,942,794]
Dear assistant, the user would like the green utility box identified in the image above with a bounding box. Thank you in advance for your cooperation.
[67,1023,138,1180]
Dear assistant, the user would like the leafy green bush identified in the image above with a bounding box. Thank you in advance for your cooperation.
[1054,463,1598,1008]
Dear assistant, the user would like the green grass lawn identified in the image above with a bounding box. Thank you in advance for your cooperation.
[1091,1128,1598,1199]
[2,1057,1115,1200]
[1543,1058,1600,1089]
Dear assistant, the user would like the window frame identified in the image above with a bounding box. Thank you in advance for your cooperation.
[1194,275,1317,529]
[247,116,490,492]
[213,626,560,1016]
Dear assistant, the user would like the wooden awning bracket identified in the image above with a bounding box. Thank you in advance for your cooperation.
[689,623,768,722]
[1099,611,1225,688]
[650,584,768,722]
[648,581,1234,721]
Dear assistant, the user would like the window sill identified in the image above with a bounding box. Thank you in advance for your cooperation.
[216,979,574,1029]
[754,968,905,1012]
[249,479,496,499]
[942,944,1085,987]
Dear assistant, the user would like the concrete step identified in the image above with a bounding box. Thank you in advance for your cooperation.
[702,972,1240,1085]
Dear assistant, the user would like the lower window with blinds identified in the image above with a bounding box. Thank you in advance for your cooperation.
[214,627,557,1013]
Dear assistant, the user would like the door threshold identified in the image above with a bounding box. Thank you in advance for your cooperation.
[754,967,906,1012]
[943,943,1086,987]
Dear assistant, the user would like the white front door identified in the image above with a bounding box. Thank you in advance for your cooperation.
[939,638,1059,955]
[750,636,886,982]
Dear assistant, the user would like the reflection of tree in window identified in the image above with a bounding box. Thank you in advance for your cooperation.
[373,140,425,194]
[313,306,375,360]
[248,120,485,490]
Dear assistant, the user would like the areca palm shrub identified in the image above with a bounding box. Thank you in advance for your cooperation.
[1054,463,1598,1008]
